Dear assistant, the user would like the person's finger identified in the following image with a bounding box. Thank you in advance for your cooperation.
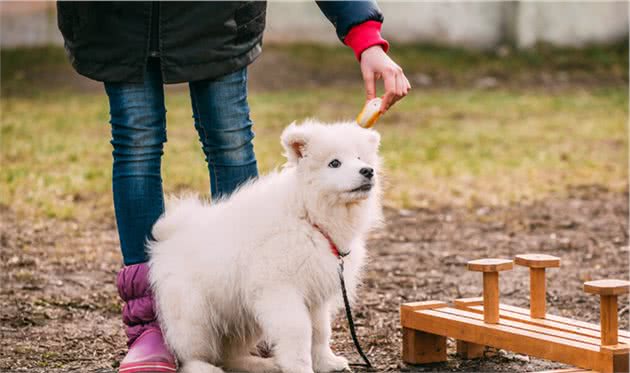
[380,70,397,112]
[383,73,407,110]
[381,92,396,113]
[363,71,376,101]
[398,73,410,95]
[396,73,406,97]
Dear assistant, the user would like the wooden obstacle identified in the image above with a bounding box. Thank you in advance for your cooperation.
[401,254,630,372]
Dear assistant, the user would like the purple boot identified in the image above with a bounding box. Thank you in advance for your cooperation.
[117,263,176,373]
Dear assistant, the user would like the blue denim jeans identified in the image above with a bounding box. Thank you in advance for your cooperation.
[104,60,257,265]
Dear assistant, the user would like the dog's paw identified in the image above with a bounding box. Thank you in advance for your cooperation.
[313,353,350,373]
[277,363,315,373]
[275,356,315,373]
[180,360,225,373]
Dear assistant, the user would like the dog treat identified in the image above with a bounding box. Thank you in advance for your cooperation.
[356,97,382,128]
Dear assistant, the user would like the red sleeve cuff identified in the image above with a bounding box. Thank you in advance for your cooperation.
[344,20,390,61]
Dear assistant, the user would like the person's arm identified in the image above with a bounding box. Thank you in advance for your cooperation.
[315,1,410,113]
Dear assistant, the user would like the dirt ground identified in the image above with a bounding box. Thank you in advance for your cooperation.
[1,185,628,372]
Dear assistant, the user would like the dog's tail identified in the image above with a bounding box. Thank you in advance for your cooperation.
[151,194,202,242]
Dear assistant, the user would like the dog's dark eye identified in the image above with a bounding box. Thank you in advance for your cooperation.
[328,159,341,168]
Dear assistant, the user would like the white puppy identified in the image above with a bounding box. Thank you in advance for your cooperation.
[148,120,382,373]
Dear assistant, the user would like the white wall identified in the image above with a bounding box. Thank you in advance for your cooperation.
[1,1,628,50]
[0,2,62,47]
[266,1,508,49]
[515,2,629,48]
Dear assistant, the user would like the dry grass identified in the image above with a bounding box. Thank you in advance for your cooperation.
[1,45,627,220]
[1,85,627,220]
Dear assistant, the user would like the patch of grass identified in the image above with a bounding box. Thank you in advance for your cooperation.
[1,46,69,95]
[1,83,627,219]
[1,46,68,77]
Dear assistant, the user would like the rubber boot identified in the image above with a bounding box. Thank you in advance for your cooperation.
[117,263,176,373]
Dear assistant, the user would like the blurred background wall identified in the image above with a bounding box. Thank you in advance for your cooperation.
[1,1,628,49]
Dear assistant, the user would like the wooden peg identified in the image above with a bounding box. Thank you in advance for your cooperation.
[584,279,630,345]
[467,258,514,324]
[515,254,561,318]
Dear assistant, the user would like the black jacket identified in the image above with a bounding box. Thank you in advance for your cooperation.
[57,1,384,84]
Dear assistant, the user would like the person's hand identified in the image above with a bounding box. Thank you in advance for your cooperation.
[360,45,411,113]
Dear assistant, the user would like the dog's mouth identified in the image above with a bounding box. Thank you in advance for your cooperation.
[349,183,373,193]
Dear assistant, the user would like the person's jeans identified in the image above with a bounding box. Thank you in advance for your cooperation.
[104,60,258,265]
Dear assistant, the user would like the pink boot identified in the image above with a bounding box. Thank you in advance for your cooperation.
[117,263,176,373]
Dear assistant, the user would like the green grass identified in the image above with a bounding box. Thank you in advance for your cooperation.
[1,45,627,219]
[2,83,627,220]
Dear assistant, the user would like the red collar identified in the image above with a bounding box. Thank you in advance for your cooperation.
[312,223,344,258]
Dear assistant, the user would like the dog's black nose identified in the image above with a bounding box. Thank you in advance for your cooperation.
[359,167,374,179]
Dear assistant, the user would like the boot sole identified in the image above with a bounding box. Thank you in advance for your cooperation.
[119,362,177,372]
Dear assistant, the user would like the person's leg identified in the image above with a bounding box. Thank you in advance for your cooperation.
[104,59,176,373]
[105,59,166,265]
[189,68,258,199]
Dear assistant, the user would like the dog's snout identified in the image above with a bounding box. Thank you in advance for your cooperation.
[359,167,374,179]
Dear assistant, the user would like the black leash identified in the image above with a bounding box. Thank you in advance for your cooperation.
[311,223,373,369]
[337,258,373,369]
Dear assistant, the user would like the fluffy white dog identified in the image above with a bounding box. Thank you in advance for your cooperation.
[148,120,382,373]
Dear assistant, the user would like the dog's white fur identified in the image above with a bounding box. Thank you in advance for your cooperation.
[148,121,382,373]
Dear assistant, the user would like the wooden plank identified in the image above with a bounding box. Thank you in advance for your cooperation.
[401,307,614,372]
[403,307,602,353]
[438,307,602,346]
[455,298,630,339]
[402,327,447,364]
[401,301,447,312]
[465,304,630,344]
[454,297,483,308]
[498,303,630,339]
[401,301,447,327]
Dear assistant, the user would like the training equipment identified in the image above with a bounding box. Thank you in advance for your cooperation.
[400,254,629,373]
[356,97,382,128]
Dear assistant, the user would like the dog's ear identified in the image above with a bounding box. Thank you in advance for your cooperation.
[281,123,309,163]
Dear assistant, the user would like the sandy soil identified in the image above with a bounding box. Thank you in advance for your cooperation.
[1,185,628,372]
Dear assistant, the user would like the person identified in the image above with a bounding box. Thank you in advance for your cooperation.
[57,2,410,372]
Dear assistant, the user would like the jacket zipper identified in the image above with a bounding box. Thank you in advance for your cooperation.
[149,1,160,57]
